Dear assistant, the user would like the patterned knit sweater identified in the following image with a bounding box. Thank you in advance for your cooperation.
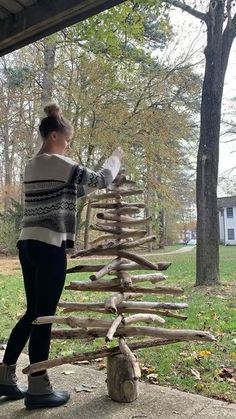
[18,153,121,249]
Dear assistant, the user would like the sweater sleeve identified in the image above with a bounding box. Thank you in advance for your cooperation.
[74,156,121,197]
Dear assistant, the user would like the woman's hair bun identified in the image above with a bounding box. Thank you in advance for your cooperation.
[44,103,61,118]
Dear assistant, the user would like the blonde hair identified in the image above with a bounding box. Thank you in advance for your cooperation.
[39,103,73,139]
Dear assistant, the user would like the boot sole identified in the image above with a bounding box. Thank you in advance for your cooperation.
[25,393,70,409]
[0,385,26,400]
[25,397,70,409]
[0,393,25,400]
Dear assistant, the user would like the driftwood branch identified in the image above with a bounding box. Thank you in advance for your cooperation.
[71,243,118,258]
[119,338,141,379]
[88,235,119,245]
[33,315,111,328]
[91,203,145,210]
[119,271,132,286]
[89,258,122,281]
[67,261,171,275]
[122,313,165,325]
[97,213,152,226]
[90,224,147,238]
[92,189,143,201]
[50,326,215,341]
[117,250,161,271]
[66,281,184,295]
[71,249,165,271]
[104,292,132,313]
[32,313,165,329]
[131,273,167,283]
[67,264,107,274]
[113,261,171,272]
[22,338,183,375]
[59,302,187,320]
[58,301,188,312]
[111,207,141,215]
[72,235,157,258]
[119,235,156,249]
[106,315,124,342]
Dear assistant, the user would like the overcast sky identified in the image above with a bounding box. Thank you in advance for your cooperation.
[169,7,236,178]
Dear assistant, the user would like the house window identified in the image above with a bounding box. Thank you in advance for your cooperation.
[227,207,233,218]
[228,229,235,241]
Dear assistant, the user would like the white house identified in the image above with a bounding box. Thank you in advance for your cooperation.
[218,196,236,245]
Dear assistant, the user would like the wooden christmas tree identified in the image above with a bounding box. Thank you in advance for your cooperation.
[23,170,214,402]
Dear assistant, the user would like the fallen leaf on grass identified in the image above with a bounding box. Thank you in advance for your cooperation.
[62,370,75,375]
[74,384,97,393]
[96,362,106,370]
[179,352,188,357]
[218,367,236,384]
[146,373,158,384]
[141,364,156,376]
[227,377,236,384]
[73,360,90,365]
[190,368,201,380]
[215,331,225,338]
[195,383,205,391]
[211,313,219,321]
[197,350,212,358]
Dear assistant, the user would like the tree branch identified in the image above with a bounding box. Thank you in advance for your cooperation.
[232,13,236,37]
[226,0,232,29]
[163,0,207,22]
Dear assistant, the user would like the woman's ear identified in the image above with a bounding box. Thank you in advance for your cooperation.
[51,131,58,142]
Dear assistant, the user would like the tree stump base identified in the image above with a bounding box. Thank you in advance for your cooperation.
[106,354,139,402]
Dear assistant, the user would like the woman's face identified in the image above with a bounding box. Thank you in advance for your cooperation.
[49,130,73,154]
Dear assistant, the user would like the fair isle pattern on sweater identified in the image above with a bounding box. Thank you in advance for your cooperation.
[19,154,121,248]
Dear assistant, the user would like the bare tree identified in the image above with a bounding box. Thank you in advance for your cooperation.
[162,0,236,285]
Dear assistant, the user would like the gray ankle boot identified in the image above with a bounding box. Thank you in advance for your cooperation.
[24,372,70,409]
[0,362,27,399]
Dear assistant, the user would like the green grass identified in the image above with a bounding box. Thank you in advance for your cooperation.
[148,244,184,253]
[1,246,236,402]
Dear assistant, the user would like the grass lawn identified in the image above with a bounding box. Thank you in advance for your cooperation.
[0,245,236,402]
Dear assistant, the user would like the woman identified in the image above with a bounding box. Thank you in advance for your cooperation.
[0,104,123,409]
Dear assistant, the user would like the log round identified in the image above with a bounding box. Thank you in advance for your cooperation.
[106,354,139,402]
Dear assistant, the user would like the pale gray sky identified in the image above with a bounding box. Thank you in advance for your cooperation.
[168,7,236,176]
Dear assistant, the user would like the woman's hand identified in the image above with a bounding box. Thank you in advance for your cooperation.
[112,147,124,162]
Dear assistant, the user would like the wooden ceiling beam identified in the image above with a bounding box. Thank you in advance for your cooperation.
[0,0,126,57]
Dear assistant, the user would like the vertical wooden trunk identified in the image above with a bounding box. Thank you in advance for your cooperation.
[84,199,92,249]
[158,208,165,249]
[41,41,56,107]
[196,1,232,286]
[106,354,139,402]
[145,190,153,253]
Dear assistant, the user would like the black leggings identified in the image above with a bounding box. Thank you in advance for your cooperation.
[3,240,67,375]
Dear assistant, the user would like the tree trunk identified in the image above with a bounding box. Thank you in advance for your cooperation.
[145,188,153,253]
[76,197,86,249]
[196,1,234,285]
[106,354,139,402]
[84,199,92,249]
[3,92,11,210]
[158,208,165,249]
[41,41,56,107]
[36,41,56,149]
